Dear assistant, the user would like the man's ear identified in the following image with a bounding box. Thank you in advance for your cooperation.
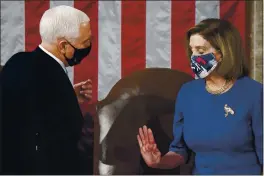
[58,40,68,54]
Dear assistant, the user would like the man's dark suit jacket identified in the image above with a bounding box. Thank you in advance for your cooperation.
[0,47,86,174]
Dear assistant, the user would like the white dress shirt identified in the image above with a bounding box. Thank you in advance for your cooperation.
[38,45,67,74]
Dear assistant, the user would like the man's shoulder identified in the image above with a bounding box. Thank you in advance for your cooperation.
[3,51,34,70]
[1,51,36,84]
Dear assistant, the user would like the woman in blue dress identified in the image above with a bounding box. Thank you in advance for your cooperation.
[137,18,263,175]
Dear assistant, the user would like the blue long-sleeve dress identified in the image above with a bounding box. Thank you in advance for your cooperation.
[169,76,263,175]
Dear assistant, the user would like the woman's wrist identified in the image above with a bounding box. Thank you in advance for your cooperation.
[150,162,161,169]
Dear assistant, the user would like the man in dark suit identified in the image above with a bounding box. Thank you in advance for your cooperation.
[0,5,93,174]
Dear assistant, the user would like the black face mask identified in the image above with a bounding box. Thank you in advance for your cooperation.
[64,41,92,66]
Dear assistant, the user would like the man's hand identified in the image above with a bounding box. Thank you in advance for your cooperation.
[73,79,92,104]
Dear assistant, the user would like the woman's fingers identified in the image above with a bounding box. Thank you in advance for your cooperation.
[138,135,147,154]
[139,127,146,145]
[153,144,160,153]
[143,125,149,144]
[139,126,157,152]
[142,145,147,153]
[137,135,143,148]
[153,144,157,151]
[147,143,154,151]
[148,128,156,144]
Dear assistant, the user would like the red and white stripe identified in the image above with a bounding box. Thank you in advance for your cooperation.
[1,0,247,115]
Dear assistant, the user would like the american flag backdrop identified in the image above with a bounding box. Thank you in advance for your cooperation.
[1,0,247,115]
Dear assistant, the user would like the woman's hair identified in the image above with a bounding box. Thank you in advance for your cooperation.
[186,18,249,79]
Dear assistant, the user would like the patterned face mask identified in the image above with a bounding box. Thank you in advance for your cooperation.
[190,53,218,79]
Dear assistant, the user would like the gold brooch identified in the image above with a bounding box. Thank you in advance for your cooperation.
[224,104,235,117]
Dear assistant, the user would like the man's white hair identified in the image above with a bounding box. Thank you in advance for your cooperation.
[39,5,90,44]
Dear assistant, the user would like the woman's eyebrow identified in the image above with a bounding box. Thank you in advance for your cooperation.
[196,46,207,50]
[189,46,207,50]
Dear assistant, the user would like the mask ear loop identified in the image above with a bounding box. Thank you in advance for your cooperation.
[65,39,78,50]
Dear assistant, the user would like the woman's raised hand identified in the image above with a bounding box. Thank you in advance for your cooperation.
[137,125,161,168]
